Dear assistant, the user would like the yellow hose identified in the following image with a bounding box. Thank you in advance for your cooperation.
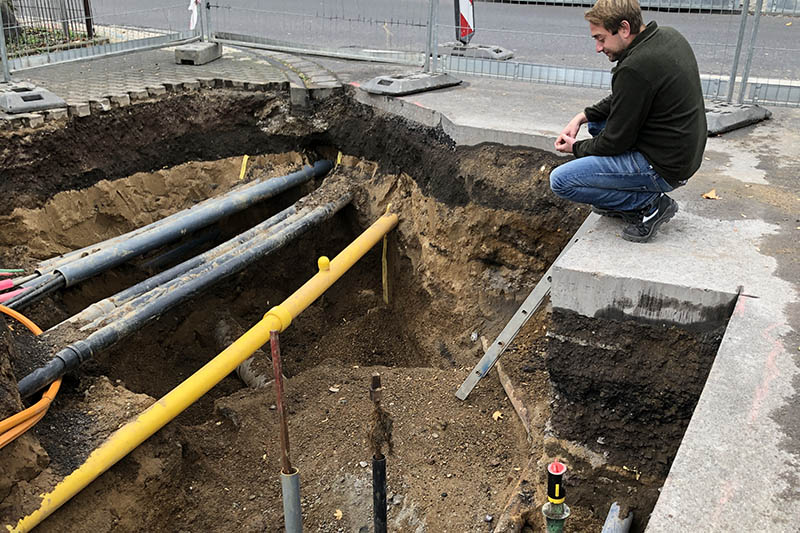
[7,211,398,532]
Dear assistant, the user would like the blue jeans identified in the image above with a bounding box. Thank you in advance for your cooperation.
[549,122,674,212]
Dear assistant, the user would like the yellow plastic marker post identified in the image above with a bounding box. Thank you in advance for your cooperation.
[239,155,250,180]
[381,204,392,305]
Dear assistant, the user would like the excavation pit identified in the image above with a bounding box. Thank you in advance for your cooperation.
[0,89,726,532]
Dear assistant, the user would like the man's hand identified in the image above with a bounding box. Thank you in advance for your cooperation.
[555,133,576,153]
[554,112,587,153]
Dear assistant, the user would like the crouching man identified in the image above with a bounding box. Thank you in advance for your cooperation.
[550,0,707,243]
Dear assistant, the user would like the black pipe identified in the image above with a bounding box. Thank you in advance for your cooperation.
[90,203,319,328]
[12,161,332,311]
[56,160,332,288]
[373,455,387,533]
[33,162,320,276]
[6,274,65,311]
[140,228,221,271]
[71,204,303,329]
[18,194,351,398]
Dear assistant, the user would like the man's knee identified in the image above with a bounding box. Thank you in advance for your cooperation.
[549,164,570,199]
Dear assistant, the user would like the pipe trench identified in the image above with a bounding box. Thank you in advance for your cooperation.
[18,193,352,399]
[7,210,399,533]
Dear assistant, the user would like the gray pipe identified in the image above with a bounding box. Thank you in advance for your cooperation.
[56,160,332,287]
[601,502,633,533]
[33,161,330,278]
[75,205,310,332]
[18,194,351,398]
[280,469,303,533]
[64,203,299,328]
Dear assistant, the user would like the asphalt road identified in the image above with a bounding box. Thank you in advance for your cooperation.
[92,0,799,80]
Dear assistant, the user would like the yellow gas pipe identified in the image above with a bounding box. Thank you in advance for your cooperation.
[8,211,398,532]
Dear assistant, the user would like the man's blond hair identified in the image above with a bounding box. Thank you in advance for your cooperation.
[585,0,644,35]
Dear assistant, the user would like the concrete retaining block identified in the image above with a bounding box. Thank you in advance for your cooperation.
[68,103,90,118]
[147,86,167,97]
[109,94,131,108]
[89,98,111,113]
[174,42,222,66]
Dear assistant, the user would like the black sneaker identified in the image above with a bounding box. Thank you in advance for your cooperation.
[591,206,641,224]
[622,195,678,243]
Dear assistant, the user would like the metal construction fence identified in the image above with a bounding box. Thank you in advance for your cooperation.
[0,0,199,74]
[1,0,798,107]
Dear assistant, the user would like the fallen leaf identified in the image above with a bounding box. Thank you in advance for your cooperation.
[787,21,792,26]
[702,189,721,200]
[334,509,343,520]
[492,410,503,421]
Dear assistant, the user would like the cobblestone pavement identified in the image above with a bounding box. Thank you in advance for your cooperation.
[0,46,341,128]
[17,47,288,105]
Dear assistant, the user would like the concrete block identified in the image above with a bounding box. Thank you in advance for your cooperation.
[439,42,514,61]
[0,85,66,114]
[550,211,782,328]
[360,72,461,97]
[128,89,149,102]
[162,82,184,92]
[183,81,201,91]
[22,113,45,128]
[109,94,131,108]
[7,115,25,128]
[308,87,340,101]
[174,42,222,66]
[68,103,90,118]
[228,80,245,89]
[706,102,772,135]
[197,78,218,89]
[44,108,68,121]
[289,83,310,110]
[89,98,111,113]
[147,85,167,97]
[245,82,270,91]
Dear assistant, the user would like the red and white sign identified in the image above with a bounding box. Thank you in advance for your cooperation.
[455,0,475,44]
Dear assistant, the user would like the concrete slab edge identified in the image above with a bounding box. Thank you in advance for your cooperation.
[352,86,556,151]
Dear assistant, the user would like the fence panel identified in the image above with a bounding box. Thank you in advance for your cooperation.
[738,4,800,106]
[209,0,431,66]
[2,1,199,71]
[435,2,745,100]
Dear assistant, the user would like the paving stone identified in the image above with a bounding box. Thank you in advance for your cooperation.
[44,108,68,121]
[89,98,112,112]
[147,85,167,97]
[24,113,45,128]
[162,81,184,91]
[128,89,149,101]
[109,94,131,108]
[183,81,201,90]
[68,103,90,118]
[197,78,218,88]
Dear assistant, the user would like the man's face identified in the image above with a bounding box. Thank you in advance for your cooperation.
[590,22,627,62]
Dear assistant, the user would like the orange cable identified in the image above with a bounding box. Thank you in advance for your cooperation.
[0,304,62,450]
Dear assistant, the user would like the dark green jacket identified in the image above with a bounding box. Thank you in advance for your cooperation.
[573,22,707,186]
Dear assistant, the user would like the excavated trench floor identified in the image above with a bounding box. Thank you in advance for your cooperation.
[0,89,725,532]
